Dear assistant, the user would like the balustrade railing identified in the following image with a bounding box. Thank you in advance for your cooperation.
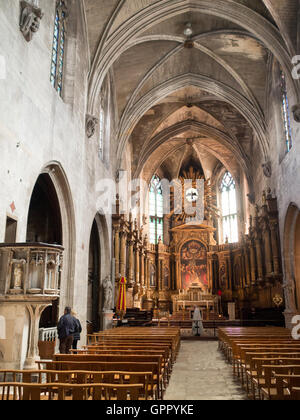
[39,327,57,342]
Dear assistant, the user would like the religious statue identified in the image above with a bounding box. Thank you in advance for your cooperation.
[103,276,113,311]
[219,263,227,289]
[19,1,44,42]
[12,263,24,289]
[192,306,204,336]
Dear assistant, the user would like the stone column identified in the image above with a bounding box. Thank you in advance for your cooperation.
[24,303,50,370]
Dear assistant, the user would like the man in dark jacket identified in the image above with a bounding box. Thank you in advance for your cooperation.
[57,307,78,354]
[71,311,82,351]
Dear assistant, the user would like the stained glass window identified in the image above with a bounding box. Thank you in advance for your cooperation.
[280,71,292,153]
[221,172,238,244]
[149,175,164,244]
[50,1,67,95]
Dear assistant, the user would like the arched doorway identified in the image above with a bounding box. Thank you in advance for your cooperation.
[283,204,300,326]
[87,220,101,332]
[25,163,75,333]
[27,173,62,245]
[27,173,63,329]
[87,214,111,332]
[294,213,300,310]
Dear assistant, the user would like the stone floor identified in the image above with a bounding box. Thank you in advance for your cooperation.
[164,341,247,400]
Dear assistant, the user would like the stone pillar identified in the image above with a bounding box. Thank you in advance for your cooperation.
[24,303,50,370]
[102,310,114,330]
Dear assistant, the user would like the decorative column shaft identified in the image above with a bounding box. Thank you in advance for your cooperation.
[175,255,180,290]
[24,303,50,370]
[158,259,163,291]
[135,246,140,285]
[140,250,145,286]
[270,223,280,274]
[114,228,120,281]
[146,257,150,289]
[244,247,251,286]
[264,227,273,275]
[120,232,126,278]
[255,238,263,281]
[249,243,256,284]
[128,240,134,286]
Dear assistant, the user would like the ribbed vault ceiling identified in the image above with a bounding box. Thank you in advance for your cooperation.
[83,0,299,187]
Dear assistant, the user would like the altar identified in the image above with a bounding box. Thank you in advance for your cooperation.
[172,285,220,318]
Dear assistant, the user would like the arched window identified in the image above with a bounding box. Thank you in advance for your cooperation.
[149,175,164,244]
[280,71,292,153]
[220,172,238,244]
[99,105,105,159]
[50,1,67,95]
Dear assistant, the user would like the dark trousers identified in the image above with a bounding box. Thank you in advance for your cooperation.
[59,335,73,354]
[72,340,79,350]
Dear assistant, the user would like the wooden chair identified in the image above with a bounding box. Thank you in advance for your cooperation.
[0,382,144,401]
[291,387,300,400]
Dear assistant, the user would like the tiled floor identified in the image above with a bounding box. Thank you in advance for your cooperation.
[164,341,247,400]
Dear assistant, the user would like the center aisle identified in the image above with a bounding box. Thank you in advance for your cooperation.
[164,341,247,400]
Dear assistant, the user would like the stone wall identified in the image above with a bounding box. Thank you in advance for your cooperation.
[0,0,116,366]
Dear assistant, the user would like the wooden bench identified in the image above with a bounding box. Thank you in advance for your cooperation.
[261,374,300,400]
[0,382,144,400]
[0,369,154,400]
[38,361,161,399]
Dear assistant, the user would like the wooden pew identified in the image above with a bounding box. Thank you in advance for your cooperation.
[0,369,154,400]
[249,361,300,399]
[217,327,300,400]
[291,387,300,400]
[70,347,171,382]
[261,374,300,400]
[0,382,144,401]
[52,354,164,398]
[38,361,161,399]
